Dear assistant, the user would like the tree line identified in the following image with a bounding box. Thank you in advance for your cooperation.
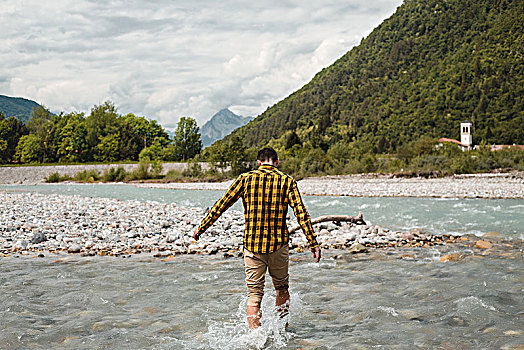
[0,101,202,164]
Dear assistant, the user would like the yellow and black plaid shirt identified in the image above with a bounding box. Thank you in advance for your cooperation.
[197,165,318,253]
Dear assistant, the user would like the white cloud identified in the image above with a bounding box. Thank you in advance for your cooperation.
[0,0,402,129]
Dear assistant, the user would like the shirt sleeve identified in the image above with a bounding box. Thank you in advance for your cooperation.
[287,179,318,249]
[197,175,244,234]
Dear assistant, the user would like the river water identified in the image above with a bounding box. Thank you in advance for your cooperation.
[1,183,523,238]
[1,184,523,349]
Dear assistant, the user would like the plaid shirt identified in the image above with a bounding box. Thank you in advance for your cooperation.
[197,164,318,253]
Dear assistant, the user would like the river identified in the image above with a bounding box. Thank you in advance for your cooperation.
[0,184,522,349]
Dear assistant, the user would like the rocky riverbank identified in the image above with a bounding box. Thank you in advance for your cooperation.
[0,191,511,259]
[135,171,524,198]
[0,163,194,185]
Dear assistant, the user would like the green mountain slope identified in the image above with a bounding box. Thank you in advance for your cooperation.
[0,95,41,124]
[227,0,523,151]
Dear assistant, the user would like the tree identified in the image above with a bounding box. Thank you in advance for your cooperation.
[123,114,169,149]
[173,117,202,161]
[285,131,301,149]
[15,134,43,163]
[55,112,88,162]
[117,118,141,160]
[85,101,119,160]
[226,135,249,175]
[0,113,28,163]
[95,134,120,162]
[26,105,56,162]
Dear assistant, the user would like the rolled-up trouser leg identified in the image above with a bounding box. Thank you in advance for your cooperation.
[268,245,289,293]
[244,248,268,307]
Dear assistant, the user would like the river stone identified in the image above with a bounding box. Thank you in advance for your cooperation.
[31,232,47,244]
[319,229,330,236]
[482,232,500,238]
[401,232,414,241]
[68,244,81,253]
[348,243,368,254]
[440,253,464,262]
[475,240,493,249]
[16,240,29,249]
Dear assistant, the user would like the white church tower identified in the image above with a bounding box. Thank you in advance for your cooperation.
[460,121,472,150]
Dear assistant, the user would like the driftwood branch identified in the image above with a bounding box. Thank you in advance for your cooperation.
[289,211,366,235]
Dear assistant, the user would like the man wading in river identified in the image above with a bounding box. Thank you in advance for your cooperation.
[193,147,321,330]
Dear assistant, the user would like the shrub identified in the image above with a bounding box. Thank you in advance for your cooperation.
[151,160,163,178]
[128,157,157,180]
[44,172,72,183]
[102,166,127,182]
[164,169,184,182]
[182,162,203,177]
[409,155,449,172]
[74,169,101,182]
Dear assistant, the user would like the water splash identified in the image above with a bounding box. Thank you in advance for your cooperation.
[377,306,399,317]
[455,296,497,312]
[203,291,304,349]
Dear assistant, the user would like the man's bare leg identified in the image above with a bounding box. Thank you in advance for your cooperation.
[247,305,262,330]
[275,289,290,320]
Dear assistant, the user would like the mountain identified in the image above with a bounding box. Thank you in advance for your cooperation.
[225,0,523,151]
[0,95,41,124]
[200,108,253,146]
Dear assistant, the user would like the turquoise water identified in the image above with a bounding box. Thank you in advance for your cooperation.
[1,183,522,238]
[1,249,522,349]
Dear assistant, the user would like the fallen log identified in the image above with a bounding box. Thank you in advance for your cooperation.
[289,211,366,235]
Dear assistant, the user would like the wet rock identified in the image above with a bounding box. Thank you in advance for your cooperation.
[401,232,414,241]
[68,244,81,253]
[475,240,493,249]
[440,253,464,262]
[503,330,520,336]
[482,232,500,238]
[348,243,368,254]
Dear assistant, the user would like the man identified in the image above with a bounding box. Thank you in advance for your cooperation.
[193,147,321,330]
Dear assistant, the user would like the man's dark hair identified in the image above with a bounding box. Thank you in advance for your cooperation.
[257,147,278,163]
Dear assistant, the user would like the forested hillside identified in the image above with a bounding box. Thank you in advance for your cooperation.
[226,0,523,152]
[0,95,42,124]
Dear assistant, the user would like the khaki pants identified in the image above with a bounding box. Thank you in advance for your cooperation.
[243,245,289,307]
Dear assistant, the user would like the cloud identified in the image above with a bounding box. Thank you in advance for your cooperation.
[0,0,402,129]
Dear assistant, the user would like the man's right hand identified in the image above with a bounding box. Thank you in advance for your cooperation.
[311,246,321,263]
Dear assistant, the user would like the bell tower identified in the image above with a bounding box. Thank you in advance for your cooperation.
[460,121,472,149]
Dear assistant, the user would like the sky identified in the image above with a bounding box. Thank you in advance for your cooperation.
[1,0,402,129]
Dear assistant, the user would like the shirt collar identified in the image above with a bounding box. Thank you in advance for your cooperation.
[258,164,276,170]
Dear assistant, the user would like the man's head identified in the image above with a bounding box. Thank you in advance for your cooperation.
[257,147,279,166]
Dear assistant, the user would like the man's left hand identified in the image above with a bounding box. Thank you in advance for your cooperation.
[311,246,321,263]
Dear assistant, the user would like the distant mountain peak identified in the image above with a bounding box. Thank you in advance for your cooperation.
[200,108,253,147]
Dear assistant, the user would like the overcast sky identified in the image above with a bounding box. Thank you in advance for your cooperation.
[1,0,402,129]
